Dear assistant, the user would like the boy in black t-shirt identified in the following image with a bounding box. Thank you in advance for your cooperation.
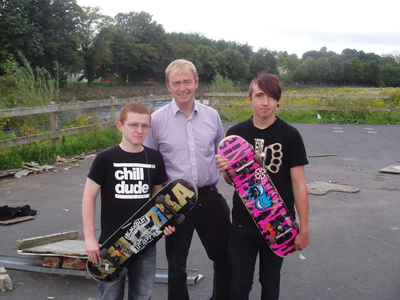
[82,103,172,300]
[215,73,310,300]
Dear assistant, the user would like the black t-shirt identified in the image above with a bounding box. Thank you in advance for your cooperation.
[226,117,308,227]
[88,145,168,243]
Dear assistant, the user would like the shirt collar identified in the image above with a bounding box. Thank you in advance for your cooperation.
[171,98,199,116]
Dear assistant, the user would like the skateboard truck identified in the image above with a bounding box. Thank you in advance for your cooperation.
[156,195,186,224]
[228,155,262,179]
[99,248,128,277]
[268,221,300,244]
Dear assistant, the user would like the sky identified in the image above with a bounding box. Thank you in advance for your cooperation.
[76,0,400,58]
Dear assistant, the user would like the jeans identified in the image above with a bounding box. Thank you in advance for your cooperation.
[165,185,231,300]
[228,223,284,300]
[97,245,156,300]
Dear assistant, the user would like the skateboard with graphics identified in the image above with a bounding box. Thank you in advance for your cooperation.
[86,178,198,282]
[218,135,299,258]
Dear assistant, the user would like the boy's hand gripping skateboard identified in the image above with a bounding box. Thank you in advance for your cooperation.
[218,135,299,258]
[86,178,198,282]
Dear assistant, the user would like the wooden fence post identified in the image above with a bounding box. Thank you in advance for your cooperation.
[149,100,155,113]
[110,101,117,132]
[50,111,59,151]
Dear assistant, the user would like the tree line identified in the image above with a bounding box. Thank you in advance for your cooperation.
[1,0,399,87]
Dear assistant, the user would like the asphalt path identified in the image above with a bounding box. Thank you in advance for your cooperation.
[0,123,399,300]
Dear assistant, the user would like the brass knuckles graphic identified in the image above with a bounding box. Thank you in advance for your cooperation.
[253,139,283,174]
[264,143,282,174]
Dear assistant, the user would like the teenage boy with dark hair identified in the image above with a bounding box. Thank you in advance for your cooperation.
[215,72,310,300]
[82,102,173,300]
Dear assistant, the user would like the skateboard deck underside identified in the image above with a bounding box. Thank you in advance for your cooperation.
[87,178,198,282]
[218,135,298,258]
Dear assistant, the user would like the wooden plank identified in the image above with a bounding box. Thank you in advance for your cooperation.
[12,231,78,250]
[308,153,339,158]
[0,216,35,226]
[379,165,400,174]
[307,181,360,195]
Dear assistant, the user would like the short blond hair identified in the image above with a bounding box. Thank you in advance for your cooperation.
[165,59,198,85]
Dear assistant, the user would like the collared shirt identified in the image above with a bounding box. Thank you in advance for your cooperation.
[144,99,225,187]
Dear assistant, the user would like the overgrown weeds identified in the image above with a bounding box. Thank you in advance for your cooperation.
[0,128,121,171]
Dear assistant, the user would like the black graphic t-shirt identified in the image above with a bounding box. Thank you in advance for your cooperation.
[88,145,168,243]
[226,117,308,227]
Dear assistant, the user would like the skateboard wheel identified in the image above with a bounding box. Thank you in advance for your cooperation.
[254,154,262,164]
[119,268,128,277]
[268,236,276,245]
[99,248,108,259]
[156,194,165,204]
[228,169,237,178]
[176,214,185,224]
[293,221,300,231]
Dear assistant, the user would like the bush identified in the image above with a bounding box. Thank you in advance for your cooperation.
[211,73,234,93]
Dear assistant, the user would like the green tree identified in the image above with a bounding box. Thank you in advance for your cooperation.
[115,11,170,81]
[316,57,332,85]
[342,61,354,85]
[248,48,278,79]
[110,29,141,82]
[368,60,381,86]
[350,57,363,85]
[0,0,82,75]
[341,48,358,61]
[381,66,400,87]
[215,39,230,52]
[382,51,400,63]
[197,45,218,82]
[304,57,318,84]
[216,49,248,82]
[286,54,301,72]
[77,6,113,85]
[293,64,310,84]
[228,41,253,62]
[248,53,268,78]
[0,0,42,73]
[327,55,343,85]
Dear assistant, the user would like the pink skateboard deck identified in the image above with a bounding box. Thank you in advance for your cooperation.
[218,135,298,258]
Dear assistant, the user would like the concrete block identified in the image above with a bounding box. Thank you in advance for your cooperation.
[0,274,13,292]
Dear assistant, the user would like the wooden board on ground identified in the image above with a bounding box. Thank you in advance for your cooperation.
[307,181,360,195]
[0,216,35,226]
[379,165,400,174]
[13,231,80,253]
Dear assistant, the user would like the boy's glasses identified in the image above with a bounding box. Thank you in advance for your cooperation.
[123,123,150,131]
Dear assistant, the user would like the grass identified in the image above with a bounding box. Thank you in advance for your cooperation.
[0,128,121,171]
[217,107,400,125]
[214,86,400,125]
